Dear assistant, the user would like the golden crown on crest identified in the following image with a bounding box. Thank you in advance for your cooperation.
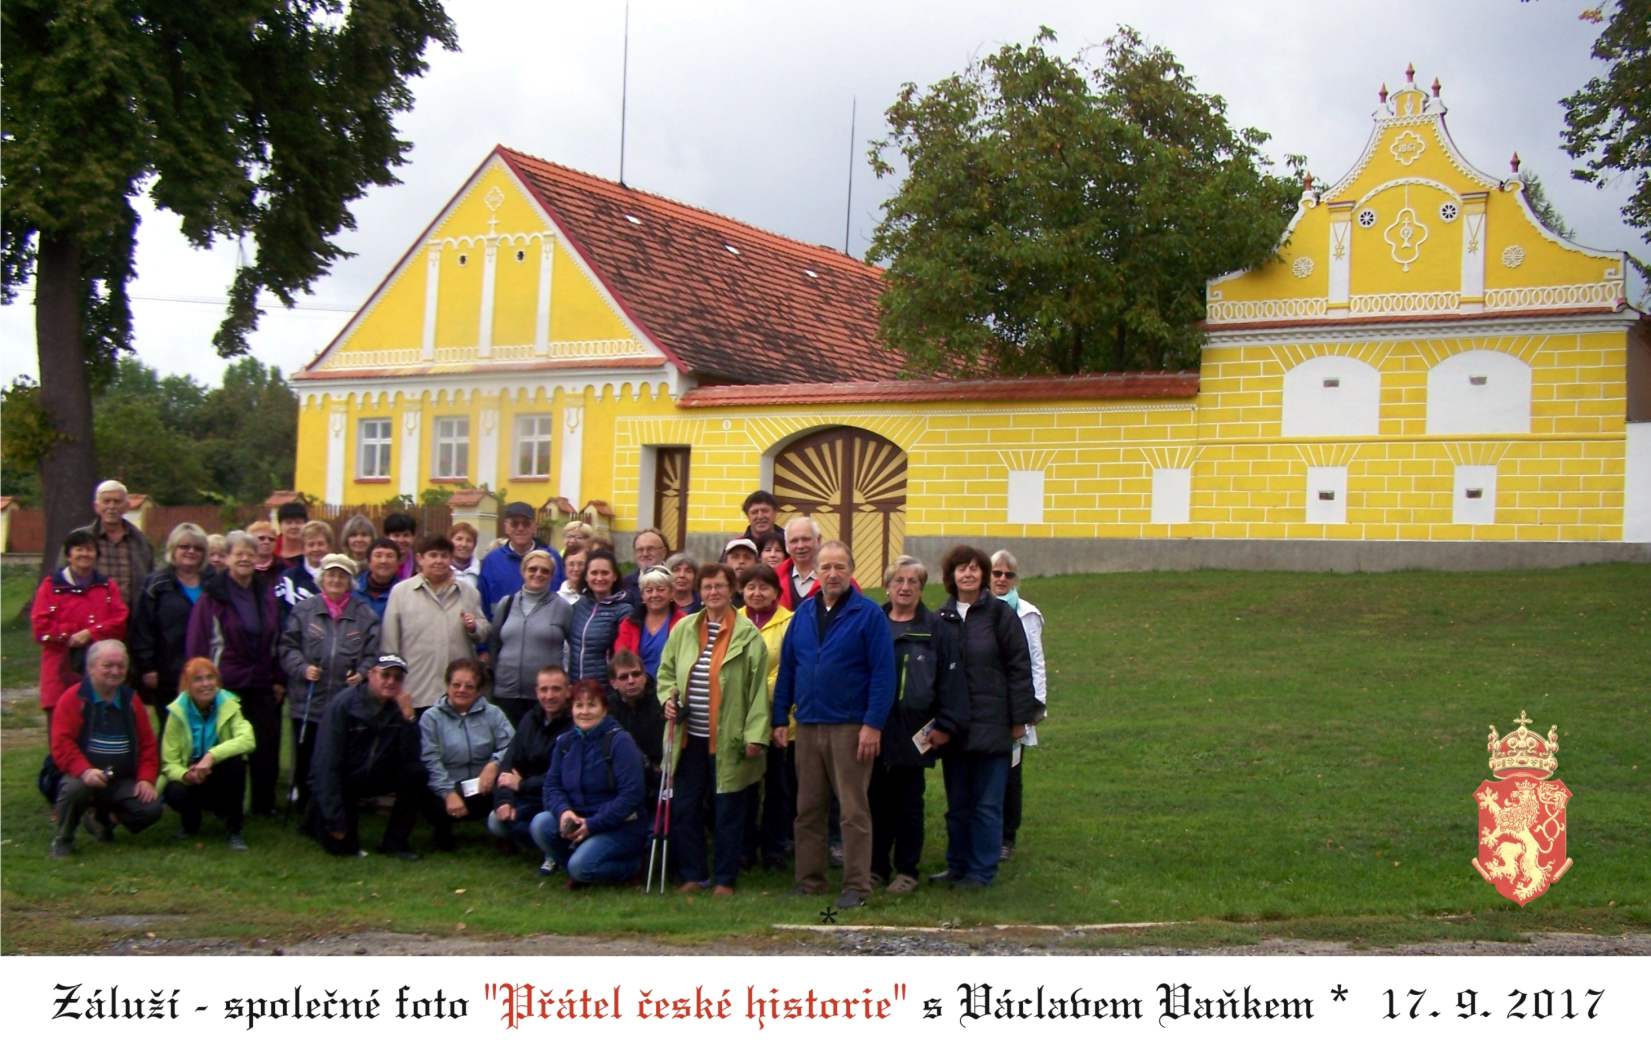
[1486,710,1560,779]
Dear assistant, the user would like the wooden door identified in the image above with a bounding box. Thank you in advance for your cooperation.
[653,447,690,553]
[772,427,907,577]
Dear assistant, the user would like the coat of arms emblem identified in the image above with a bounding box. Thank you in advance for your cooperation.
[1472,711,1571,906]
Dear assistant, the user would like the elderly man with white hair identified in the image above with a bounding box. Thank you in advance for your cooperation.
[48,640,164,858]
[77,480,155,607]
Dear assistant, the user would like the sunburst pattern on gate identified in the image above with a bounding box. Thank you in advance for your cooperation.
[772,427,907,577]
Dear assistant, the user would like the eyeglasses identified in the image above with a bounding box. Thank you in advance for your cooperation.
[991,570,1017,580]
[175,544,204,552]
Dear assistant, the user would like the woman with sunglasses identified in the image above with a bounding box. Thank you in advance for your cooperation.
[130,522,210,733]
[485,549,573,727]
[988,549,1045,862]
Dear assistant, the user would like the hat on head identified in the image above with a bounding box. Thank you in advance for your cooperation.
[502,501,535,521]
[373,654,409,672]
[319,553,358,577]
[722,537,758,556]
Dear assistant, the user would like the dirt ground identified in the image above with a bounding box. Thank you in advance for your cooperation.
[83,920,1651,957]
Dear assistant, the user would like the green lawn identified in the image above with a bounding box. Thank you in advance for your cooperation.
[4,564,1649,953]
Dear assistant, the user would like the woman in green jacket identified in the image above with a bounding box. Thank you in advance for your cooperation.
[658,562,769,895]
[161,657,257,849]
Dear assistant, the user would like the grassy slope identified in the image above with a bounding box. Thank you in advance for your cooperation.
[3,565,1648,953]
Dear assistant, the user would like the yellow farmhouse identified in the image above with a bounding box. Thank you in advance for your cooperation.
[293,69,1650,572]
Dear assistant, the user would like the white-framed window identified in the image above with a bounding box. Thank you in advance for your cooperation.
[432,416,470,480]
[513,414,553,478]
[357,418,392,479]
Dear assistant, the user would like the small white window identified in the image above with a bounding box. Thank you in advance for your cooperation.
[432,416,470,480]
[357,418,392,479]
[513,414,553,478]
[1151,468,1192,524]
[1305,466,1348,525]
[1006,469,1045,524]
[1453,465,1498,525]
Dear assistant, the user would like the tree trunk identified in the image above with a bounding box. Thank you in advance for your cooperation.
[34,233,97,580]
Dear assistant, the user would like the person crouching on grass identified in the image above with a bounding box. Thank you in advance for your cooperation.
[48,640,163,857]
[490,666,574,870]
[419,658,515,852]
[530,680,649,887]
[161,658,256,849]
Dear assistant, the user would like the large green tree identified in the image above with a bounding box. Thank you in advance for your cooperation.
[867,27,1302,376]
[1559,0,1650,282]
[1,0,455,568]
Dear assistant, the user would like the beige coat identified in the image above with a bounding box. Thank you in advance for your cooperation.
[380,574,491,710]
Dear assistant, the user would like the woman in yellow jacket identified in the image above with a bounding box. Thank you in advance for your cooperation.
[739,562,797,870]
[161,658,257,849]
[657,561,769,895]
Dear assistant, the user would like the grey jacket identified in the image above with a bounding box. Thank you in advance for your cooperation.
[485,590,573,699]
[418,696,514,796]
[380,574,491,711]
[278,593,382,726]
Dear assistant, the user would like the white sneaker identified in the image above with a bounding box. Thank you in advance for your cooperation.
[538,856,558,877]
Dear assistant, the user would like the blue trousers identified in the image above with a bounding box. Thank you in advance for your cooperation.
[670,735,750,886]
[942,751,1011,885]
[529,811,645,884]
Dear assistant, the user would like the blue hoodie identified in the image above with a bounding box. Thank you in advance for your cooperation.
[773,585,896,730]
[541,715,646,837]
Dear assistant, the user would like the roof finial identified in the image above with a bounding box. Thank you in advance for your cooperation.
[1431,76,1442,97]
[1303,172,1314,191]
[1510,151,1521,174]
[1378,82,1389,104]
[1405,62,1415,83]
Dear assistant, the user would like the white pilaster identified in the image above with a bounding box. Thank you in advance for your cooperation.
[1460,193,1487,302]
[534,238,554,355]
[398,408,422,496]
[1626,422,1651,543]
[559,397,585,507]
[422,246,441,361]
[325,409,347,505]
[1328,212,1352,308]
[477,241,498,358]
[477,407,500,491]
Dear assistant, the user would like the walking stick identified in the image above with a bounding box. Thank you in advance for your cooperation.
[646,710,677,893]
[284,681,316,826]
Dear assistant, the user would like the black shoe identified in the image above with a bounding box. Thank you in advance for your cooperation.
[999,843,1015,862]
[950,876,990,890]
[928,868,961,883]
[833,890,867,909]
[380,845,421,862]
[790,882,827,898]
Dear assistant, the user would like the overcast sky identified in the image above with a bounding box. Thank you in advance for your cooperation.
[2,0,1644,388]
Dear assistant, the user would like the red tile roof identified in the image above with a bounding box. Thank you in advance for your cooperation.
[678,372,1199,407]
[498,148,901,385]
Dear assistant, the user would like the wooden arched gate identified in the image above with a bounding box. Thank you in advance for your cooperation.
[772,426,907,578]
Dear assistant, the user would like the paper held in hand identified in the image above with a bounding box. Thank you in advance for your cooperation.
[459,777,481,798]
[912,719,936,755]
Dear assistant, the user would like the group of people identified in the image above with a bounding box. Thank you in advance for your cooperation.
[34,483,1048,908]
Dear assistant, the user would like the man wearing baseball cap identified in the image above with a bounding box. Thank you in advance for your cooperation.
[306,654,430,859]
[478,502,563,619]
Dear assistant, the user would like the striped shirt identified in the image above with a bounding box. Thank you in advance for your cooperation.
[684,620,721,739]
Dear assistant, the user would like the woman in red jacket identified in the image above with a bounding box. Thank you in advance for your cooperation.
[611,566,682,678]
[33,529,129,712]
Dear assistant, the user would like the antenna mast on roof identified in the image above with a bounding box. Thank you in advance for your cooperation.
[843,96,856,256]
[619,0,631,186]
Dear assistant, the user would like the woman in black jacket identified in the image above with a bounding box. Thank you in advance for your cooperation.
[489,665,574,872]
[934,545,1037,888]
[874,556,968,894]
[130,523,211,732]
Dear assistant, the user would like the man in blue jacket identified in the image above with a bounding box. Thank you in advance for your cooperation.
[772,540,895,909]
[478,502,563,619]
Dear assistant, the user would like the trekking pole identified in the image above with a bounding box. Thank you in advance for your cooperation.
[646,712,676,893]
[284,681,316,826]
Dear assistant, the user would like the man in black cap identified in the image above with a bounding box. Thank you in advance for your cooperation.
[307,654,431,859]
[478,501,562,619]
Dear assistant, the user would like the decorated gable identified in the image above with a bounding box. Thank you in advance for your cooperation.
[307,154,649,374]
[1208,67,1628,325]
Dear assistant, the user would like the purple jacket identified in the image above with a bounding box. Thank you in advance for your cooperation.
[185,569,285,690]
